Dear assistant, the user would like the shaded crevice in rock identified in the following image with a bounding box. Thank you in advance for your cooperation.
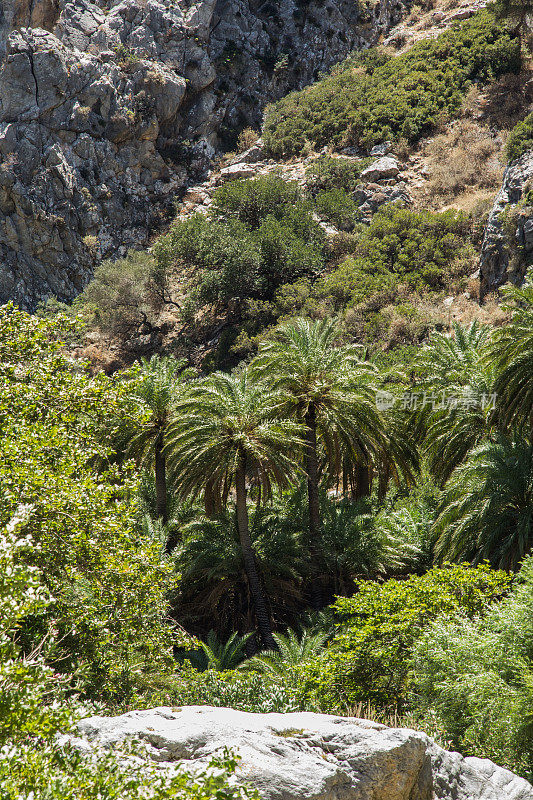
[480,149,533,299]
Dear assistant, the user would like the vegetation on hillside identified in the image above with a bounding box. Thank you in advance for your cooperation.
[5,4,533,794]
[263,11,520,158]
[3,264,533,787]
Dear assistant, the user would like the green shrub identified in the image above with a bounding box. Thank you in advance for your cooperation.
[318,204,472,308]
[0,306,185,704]
[297,563,511,710]
[413,556,533,777]
[0,738,258,800]
[314,188,358,231]
[305,156,371,193]
[505,109,533,162]
[212,175,303,228]
[263,11,520,157]
[155,665,302,713]
[154,177,326,309]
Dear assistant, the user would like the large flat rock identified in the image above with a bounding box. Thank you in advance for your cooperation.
[73,705,533,800]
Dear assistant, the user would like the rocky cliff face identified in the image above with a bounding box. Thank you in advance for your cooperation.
[0,0,408,309]
[480,150,533,299]
[64,705,533,800]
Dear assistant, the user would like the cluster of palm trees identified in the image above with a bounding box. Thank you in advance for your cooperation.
[123,272,533,648]
[124,318,415,646]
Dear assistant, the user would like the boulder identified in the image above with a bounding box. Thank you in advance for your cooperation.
[219,163,258,182]
[360,156,400,181]
[479,149,533,299]
[68,705,533,800]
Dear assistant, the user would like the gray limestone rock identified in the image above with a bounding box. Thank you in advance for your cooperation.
[480,149,533,299]
[66,706,533,800]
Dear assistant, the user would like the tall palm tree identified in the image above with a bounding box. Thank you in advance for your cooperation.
[252,318,386,547]
[490,269,533,432]
[165,370,304,648]
[123,355,193,523]
[434,434,533,570]
[415,321,496,484]
[170,510,305,640]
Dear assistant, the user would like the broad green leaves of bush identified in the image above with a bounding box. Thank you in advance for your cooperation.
[297,563,511,710]
[413,557,533,777]
[0,306,182,704]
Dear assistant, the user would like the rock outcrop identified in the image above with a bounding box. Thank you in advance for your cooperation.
[480,149,533,299]
[65,705,533,800]
[0,0,408,309]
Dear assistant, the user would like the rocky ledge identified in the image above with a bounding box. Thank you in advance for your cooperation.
[480,149,533,299]
[65,705,533,800]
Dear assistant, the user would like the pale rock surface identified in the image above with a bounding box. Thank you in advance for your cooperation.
[219,163,259,182]
[70,705,533,800]
[360,157,400,182]
[480,149,533,298]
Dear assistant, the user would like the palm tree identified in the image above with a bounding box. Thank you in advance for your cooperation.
[490,269,533,432]
[197,631,254,671]
[241,627,327,678]
[123,355,194,524]
[170,510,305,640]
[415,321,497,484]
[253,318,386,550]
[434,434,533,570]
[165,370,304,648]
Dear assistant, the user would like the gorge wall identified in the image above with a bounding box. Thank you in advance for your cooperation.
[0,0,408,309]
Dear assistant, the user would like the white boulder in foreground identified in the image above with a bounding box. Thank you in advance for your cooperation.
[74,705,533,800]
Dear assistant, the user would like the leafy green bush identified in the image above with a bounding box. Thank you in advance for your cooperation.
[263,11,520,157]
[297,563,511,710]
[0,306,184,704]
[305,156,371,194]
[0,513,72,747]
[318,204,472,308]
[413,556,533,777]
[314,188,358,231]
[153,665,301,713]
[505,109,533,162]
[1,736,258,800]
[153,177,326,308]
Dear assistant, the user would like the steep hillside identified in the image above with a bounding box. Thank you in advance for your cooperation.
[60,4,530,372]
[0,0,408,309]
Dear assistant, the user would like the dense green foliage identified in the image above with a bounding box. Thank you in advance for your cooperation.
[413,556,533,777]
[75,173,475,368]
[0,307,185,705]
[3,272,533,787]
[505,109,533,162]
[297,563,511,710]
[319,205,472,309]
[263,11,520,157]
[414,321,496,484]
[434,435,533,569]
[154,176,326,309]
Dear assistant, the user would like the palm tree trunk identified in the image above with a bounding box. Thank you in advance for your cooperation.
[155,437,168,523]
[354,463,371,500]
[305,405,322,609]
[204,480,215,518]
[305,405,321,539]
[235,457,276,649]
